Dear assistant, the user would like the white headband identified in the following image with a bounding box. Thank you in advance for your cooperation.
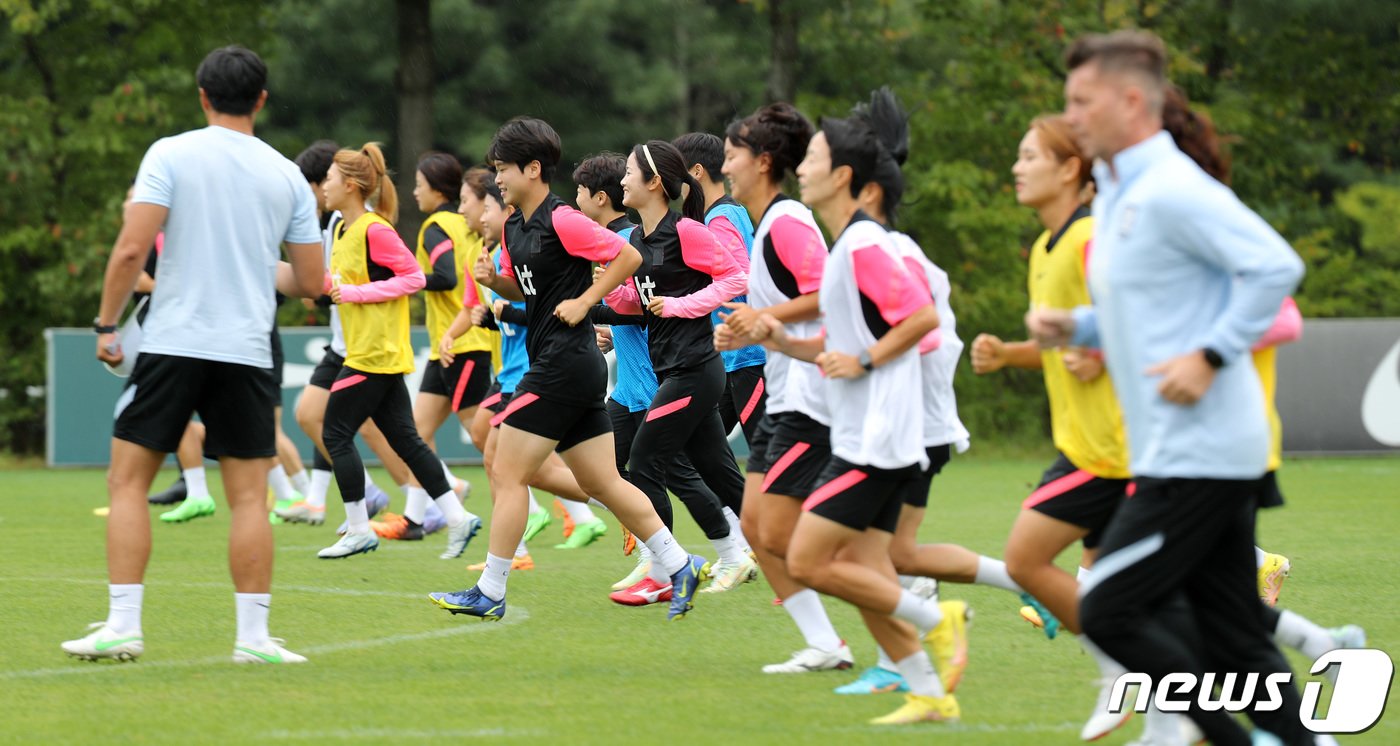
[642,144,671,200]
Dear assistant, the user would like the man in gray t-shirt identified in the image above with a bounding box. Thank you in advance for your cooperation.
[65,46,324,666]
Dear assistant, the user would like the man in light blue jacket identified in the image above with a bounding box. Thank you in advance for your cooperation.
[1028,30,1310,746]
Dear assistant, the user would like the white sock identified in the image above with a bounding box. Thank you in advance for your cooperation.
[711,534,746,565]
[876,645,898,673]
[183,467,210,500]
[893,589,943,629]
[234,592,271,645]
[515,539,530,558]
[433,491,475,526]
[974,556,1023,593]
[477,553,512,601]
[404,486,431,524]
[289,469,310,495]
[1255,545,1269,569]
[1078,565,1092,583]
[106,583,143,635]
[1080,634,1127,679]
[268,464,296,501]
[526,487,543,514]
[344,499,370,535]
[642,528,688,577]
[440,460,458,489]
[561,499,597,525]
[1275,609,1337,660]
[894,649,945,698]
[307,469,331,509]
[398,482,412,496]
[721,506,750,552]
[639,541,654,561]
[782,588,843,652]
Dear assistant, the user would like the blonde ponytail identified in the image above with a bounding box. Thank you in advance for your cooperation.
[333,142,398,224]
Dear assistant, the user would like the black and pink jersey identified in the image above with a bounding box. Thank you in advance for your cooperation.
[499,191,628,405]
[605,211,746,376]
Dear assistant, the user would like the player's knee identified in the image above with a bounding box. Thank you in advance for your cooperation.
[786,554,823,589]
[889,542,918,575]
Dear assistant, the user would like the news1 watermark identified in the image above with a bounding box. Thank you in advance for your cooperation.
[1108,649,1394,734]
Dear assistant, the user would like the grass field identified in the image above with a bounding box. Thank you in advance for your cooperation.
[2,455,1396,745]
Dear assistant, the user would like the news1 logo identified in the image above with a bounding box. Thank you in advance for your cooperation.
[1108,649,1394,734]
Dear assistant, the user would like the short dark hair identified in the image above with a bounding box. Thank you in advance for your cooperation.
[482,176,504,208]
[195,45,268,116]
[725,102,814,185]
[294,140,339,183]
[571,153,626,212]
[462,166,496,201]
[1065,30,1167,112]
[672,132,724,184]
[486,117,562,182]
[417,152,464,200]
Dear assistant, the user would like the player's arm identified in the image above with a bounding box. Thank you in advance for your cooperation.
[723,215,824,336]
[552,206,636,325]
[816,244,939,379]
[650,220,748,318]
[970,335,1043,374]
[334,225,425,303]
[96,202,166,363]
[474,248,524,301]
[422,225,457,291]
[276,241,326,298]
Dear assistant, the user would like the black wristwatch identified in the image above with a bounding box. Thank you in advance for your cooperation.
[93,317,117,334]
[1201,347,1225,370]
[858,349,875,372]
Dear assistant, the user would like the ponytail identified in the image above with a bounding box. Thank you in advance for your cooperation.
[633,140,706,222]
[333,142,398,224]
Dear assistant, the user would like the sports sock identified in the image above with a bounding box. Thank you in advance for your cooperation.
[515,539,530,558]
[893,589,943,629]
[307,468,331,509]
[1080,634,1127,679]
[344,499,370,535]
[1078,565,1092,583]
[289,469,310,495]
[561,498,597,524]
[894,650,946,698]
[432,491,476,526]
[478,553,512,601]
[974,556,1023,593]
[397,482,411,496]
[642,528,688,577]
[106,583,143,635]
[183,467,210,500]
[876,645,898,673]
[782,588,843,652]
[1274,609,1337,660]
[404,486,431,524]
[721,506,750,552]
[268,464,296,501]
[440,459,459,490]
[711,534,746,565]
[234,592,271,645]
[1255,545,1269,569]
[526,487,543,514]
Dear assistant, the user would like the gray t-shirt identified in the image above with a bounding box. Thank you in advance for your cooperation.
[132,125,320,368]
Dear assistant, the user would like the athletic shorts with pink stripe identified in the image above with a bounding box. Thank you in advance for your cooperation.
[1022,452,1130,549]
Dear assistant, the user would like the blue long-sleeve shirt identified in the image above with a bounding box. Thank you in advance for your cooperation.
[1070,131,1303,479]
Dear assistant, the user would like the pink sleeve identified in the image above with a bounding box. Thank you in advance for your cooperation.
[604,277,643,314]
[708,215,750,273]
[339,223,426,303]
[498,244,515,281]
[659,219,749,318]
[428,238,453,266]
[853,244,931,328]
[553,205,627,262]
[461,276,484,309]
[899,256,942,354]
[1253,297,1302,350]
[770,216,826,295]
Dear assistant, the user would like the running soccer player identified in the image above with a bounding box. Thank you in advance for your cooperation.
[71,46,323,664]
[714,103,854,673]
[371,153,492,542]
[601,141,751,600]
[316,143,479,561]
[429,118,706,621]
[1033,31,1308,744]
[755,108,952,725]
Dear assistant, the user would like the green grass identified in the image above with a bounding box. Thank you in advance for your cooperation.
[2,456,1396,744]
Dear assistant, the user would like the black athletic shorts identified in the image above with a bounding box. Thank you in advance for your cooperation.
[901,444,954,508]
[759,412,832,499]
[805,456,921,533]
[495,387,611,453]
[309,348,345,391]
[481,381,512,417]
[746,412,778,473]
[258,327,286,403]
[420,350,492,411]
[1022,452,1130,550]
[113,352,276,458]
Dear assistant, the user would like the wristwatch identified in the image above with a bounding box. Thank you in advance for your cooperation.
[93,317,117,334]
[1201,347,1225,370]
[858,349,874,372]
